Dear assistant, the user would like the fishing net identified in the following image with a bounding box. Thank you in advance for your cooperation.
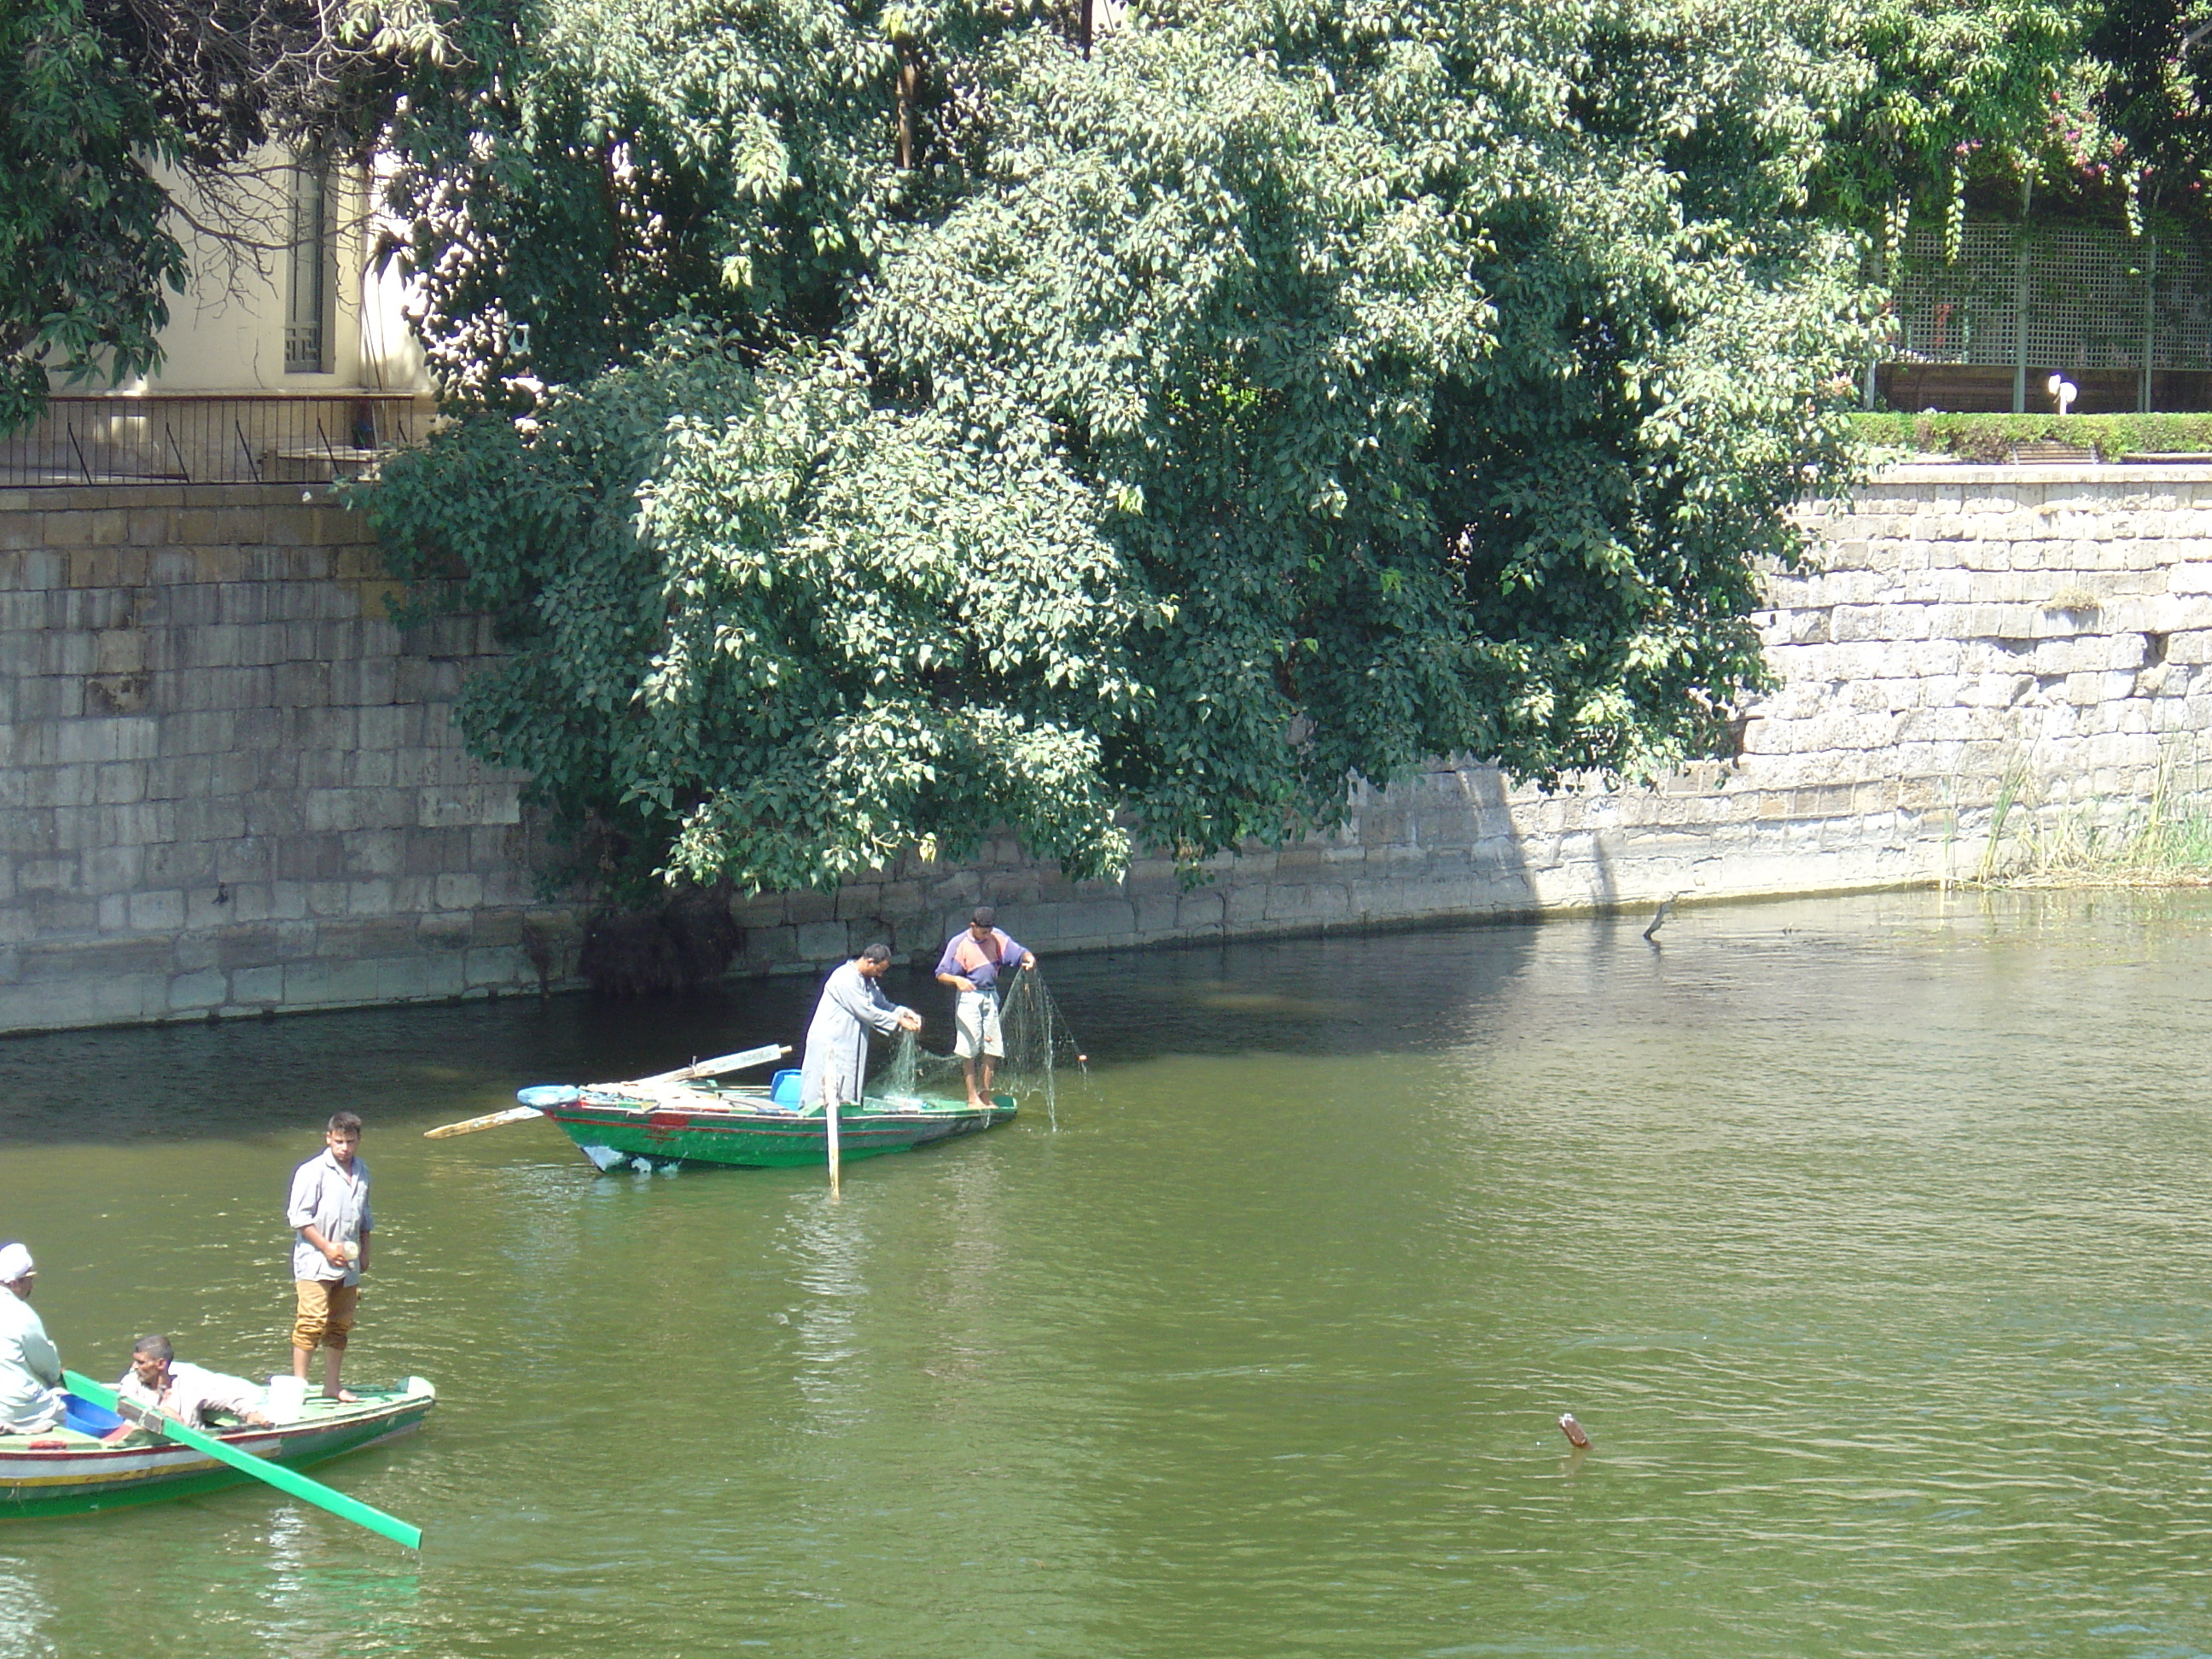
[874,965,1087,1126]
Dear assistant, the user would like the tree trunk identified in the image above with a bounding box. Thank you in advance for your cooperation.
[897,49,918,169]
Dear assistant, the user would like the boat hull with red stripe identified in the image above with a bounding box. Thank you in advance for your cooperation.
[0,1382,434,1522]
[526,1084,1016,1169]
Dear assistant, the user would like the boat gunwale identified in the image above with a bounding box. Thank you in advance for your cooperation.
[552,1091,1015,1127]
[0,1418,428,1492]
[0,1391,434,1473]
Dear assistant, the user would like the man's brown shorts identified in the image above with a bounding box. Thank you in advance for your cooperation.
[292,1278,359,1352]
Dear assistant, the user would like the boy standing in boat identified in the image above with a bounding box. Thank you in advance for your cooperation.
[286,1112,371,1403]
[934,906,1035,1111]
[800,944,923,1112]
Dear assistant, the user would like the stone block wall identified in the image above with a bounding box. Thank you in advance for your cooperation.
[0,486,577,1032]
[3,464,2211,1033]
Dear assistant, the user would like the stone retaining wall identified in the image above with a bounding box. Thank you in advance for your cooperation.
[0,486,574,1033]
[3,465,2211,1033]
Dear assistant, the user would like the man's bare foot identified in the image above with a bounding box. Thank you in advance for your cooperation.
[322,1388,361,1403]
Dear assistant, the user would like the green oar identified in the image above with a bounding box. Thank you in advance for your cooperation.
[62,1371,422,1550]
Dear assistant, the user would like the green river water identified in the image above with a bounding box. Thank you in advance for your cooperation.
[2,889,2210,1657]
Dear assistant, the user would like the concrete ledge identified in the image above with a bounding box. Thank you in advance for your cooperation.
[0,484,346,513]
[1877,463,2212,485]
[0,905,588,1036]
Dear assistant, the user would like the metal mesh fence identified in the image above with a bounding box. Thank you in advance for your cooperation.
[0,394,427,487]
[2152,242,2212,372]
[1891,223,2019,367]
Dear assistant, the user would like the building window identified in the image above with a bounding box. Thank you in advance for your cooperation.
[285,158,335,374]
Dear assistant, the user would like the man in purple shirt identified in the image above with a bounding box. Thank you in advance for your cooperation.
[934,906,1035,1109]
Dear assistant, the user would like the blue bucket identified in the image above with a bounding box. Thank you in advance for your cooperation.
[769,1068,801,1107]
[61,1393,123,1436]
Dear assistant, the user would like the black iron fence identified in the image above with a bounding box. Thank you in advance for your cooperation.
[0,393,428,487]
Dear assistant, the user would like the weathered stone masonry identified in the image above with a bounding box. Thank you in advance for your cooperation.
[0,486,573,1033]
[5,465,2212,1033]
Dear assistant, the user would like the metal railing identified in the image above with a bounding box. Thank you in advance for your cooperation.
[0,393,428,487]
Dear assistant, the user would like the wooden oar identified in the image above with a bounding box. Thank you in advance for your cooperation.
[423,1104,541,1139]
[825,1096,842,1194]
[632,1043,789,1086]
[423,1044,791,1138]
[62,1371,422,1551]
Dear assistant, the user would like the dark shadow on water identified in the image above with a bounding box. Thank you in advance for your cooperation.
[1024,923,1542,1060]
[0,924,1546,1144]
[0,980,824,1145]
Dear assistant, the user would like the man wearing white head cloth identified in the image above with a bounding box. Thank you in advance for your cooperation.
[0,1244,65,1435]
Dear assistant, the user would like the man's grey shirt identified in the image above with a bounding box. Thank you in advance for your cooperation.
[0,1293,61,1431]
[286,1148,371,1284]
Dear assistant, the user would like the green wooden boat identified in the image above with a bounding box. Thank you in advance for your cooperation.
[0,1381,434,1522]
[516,1078,1016,1170]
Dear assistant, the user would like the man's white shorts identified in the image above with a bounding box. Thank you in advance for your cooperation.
[953,988,1004,1060]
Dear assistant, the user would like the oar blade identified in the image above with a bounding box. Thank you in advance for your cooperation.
[62,1371,423,1551]
[423,1105,543,1139]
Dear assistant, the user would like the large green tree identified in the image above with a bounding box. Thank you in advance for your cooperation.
[2091,0,2212,224]
[1818,0,2095,247]
[1,0,186,434]
[364,0,1877,896]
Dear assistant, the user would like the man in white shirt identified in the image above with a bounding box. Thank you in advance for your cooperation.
[115,1333,272,1429]
[0,1244,63,1435]
[285,1111,372,1402]
[799,945,922,1111]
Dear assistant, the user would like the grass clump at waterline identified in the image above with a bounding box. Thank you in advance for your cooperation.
[1972,762,2212,888]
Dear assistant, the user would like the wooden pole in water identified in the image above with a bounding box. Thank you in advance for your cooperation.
[825,1097,841,1194]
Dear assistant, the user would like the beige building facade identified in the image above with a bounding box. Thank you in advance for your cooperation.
[139,152,429,397]
[4,154,430,489]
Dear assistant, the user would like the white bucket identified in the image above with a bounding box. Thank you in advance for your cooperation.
[265,1375,309,1423]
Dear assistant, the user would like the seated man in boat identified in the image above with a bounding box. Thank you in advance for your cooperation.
[934,905,1035,1111]
[114,1334,275,1430]
[800,943,922,1112]
[0,1243,64,1435]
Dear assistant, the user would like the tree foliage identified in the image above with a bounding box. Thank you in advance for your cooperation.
[364,0,1876,896]
[1818,0,2093,242]
[2090,0,2212,222]
[0,0,187,433]
[0,0,445,434]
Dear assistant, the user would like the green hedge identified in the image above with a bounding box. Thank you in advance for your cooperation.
[1850,411,2212,461]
